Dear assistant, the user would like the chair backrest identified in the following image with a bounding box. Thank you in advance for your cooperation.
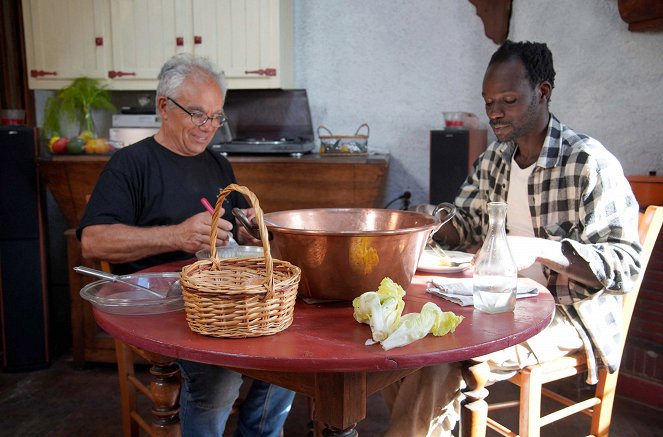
[618,205,663,353]
[84,193,113,273]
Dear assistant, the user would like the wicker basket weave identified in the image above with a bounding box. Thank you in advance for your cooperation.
[180,184,301,338]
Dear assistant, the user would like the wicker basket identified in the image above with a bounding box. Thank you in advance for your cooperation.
[180,184,301,338]
[318,123,369,155]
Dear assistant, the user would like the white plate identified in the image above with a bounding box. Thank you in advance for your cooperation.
[417,249,473,274]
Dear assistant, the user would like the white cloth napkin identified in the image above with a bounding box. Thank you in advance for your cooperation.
[426,277,539,306]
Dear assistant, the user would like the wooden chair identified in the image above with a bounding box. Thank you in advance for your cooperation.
[109,270,261,437]
[479,205,663,437]
[84,259,177,437]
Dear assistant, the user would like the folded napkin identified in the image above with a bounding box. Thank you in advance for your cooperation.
[426,277,538,306]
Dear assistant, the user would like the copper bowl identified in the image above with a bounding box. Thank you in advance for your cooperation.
[259,206,453,301]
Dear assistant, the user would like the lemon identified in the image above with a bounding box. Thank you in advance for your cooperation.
[79,130,95,142]
[48,135,60,153]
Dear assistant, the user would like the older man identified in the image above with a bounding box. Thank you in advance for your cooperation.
[79,53,294,437]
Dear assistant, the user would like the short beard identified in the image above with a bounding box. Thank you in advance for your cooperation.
[495,94,540,143]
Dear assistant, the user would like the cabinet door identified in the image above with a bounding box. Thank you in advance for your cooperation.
[192,0,293,89]
[22,0,110,89]
[22,0,291,91]
[108,0,189,83]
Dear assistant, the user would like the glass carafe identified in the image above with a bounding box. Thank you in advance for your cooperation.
[473,202,518,313]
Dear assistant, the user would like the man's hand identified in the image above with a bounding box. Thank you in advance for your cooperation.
[506,235,602,288]
[82,209,252,264]
[236,207,262,246]
[175,210,235,253]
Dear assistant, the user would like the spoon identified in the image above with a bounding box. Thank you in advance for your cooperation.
[74,266,182,298]
[427,238,452,262]
[426,239,474,267]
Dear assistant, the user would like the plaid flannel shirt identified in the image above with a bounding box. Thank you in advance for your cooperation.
[447,114,642,378]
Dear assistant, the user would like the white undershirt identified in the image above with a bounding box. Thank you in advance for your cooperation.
[507,153,548,285]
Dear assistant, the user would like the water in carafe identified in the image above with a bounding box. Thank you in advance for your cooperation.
[473,202,517,313]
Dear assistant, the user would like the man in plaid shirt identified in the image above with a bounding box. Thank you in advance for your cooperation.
[383,40,642,437]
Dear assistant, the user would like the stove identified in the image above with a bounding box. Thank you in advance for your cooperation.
[211,89,315,154]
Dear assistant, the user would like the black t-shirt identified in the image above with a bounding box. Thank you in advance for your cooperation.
[77,136,248,274]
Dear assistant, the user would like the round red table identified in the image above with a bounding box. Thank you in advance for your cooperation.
[93,260,555,436]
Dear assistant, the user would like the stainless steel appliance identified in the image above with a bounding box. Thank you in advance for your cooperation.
[211,89,315,154]
[109,127,160,148]
[110,112,160,148]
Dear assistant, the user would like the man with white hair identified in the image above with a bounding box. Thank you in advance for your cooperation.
[79,53,294,436]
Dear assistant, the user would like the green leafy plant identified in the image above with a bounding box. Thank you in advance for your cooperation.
[42,77,115,139]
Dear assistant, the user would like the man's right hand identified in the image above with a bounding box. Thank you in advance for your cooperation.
[175,210,235,253]
[82,210,237,263]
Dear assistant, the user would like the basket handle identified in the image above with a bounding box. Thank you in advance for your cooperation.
[209,184,274,291]
[317,125,334,138]
[354,123,369,137]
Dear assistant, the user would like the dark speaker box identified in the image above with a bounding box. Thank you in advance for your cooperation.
[429,129,487,204]
[0,126,50,371]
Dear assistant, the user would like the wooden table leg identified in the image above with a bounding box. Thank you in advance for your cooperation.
[460,361,490,437]
[235,368,418,437]
[314,372,364,436]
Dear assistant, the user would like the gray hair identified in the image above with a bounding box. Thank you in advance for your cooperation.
[156,53,227,100]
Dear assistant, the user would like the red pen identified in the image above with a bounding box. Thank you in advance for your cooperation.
[201,197,238,245]
[200,197,215,215]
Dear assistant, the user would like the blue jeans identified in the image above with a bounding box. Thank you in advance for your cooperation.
[178,360,295,437]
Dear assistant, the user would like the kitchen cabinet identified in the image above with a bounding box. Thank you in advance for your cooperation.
[21,0,111,84]
[190,0,293,89]
[106,0,190,85]
[22,0,293,90]
[38,153,389,365]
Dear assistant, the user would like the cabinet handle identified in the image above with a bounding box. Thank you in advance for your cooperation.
[194,35,202,44]
[31,69,57,78]
[244,68,277,77]
[176,36,184,46]
[95,37,103,46]
[108,70,137,79]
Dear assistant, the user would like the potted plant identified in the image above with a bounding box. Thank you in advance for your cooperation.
[43,77,116,154]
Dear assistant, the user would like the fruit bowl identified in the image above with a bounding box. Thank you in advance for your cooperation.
[45,135,122,156]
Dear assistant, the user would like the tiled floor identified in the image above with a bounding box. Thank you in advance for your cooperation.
[1,353,663,436]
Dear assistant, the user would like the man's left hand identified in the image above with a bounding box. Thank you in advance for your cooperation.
[236,207,262,246]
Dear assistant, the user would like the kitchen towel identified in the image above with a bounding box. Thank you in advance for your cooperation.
[426,277,538,306]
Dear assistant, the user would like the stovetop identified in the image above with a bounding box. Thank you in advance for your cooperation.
[211,140,314,155]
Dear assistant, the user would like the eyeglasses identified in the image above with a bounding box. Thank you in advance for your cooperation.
[167,97,228,128]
